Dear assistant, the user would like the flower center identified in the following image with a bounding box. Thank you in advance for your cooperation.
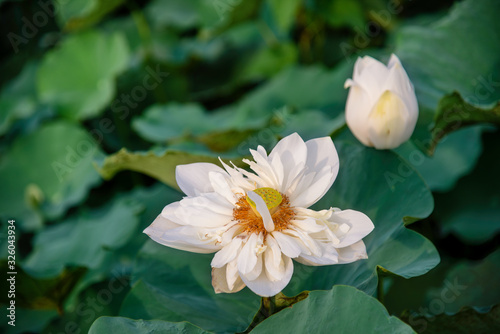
[233,188,295,235]
[246,187,282,215]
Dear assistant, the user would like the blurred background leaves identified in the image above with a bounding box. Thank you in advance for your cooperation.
[0,0,499,333]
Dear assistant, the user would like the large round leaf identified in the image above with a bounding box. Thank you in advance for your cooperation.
[400,249,500,333]
[0,121,104,230]
[433,130,500,243]
[132,103,223,143]
[37,31,130,120]
[394,126,485,192]
[425,249,500,314]
[402,305,500,334]
[236,63,351,116]
[395,0,500,110]
[252,285,415,334]
[55,0,125,31]
[145,0,220,31]
[89,317,209,334]
[428,93,500,153]
[0,61,38,135]
[119,241,261,333]
[23,197,143,277]
[95,147,223,190]
[14,185,183,334]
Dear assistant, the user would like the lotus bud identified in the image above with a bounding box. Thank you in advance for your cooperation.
[344,54,418,149]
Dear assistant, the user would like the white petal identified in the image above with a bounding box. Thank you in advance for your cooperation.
[387,53,401,69]
[266,235,282,264]
[220,224,241,245]
[345,82,374,147]
[305,136,339,188]
[247,191,275,232]
[144,214,221,253]
[179,192,234,216]
[209,171,237,205]
[384,56,413,99]
[176,163,226,196]
[240,255,294,297]
[354,56,386,81]
[237,233,259,275]
[248,148,279,188]
[246,252,264,281]
[384,74,417,123]
[257,145,267,157]
[384,56,419,134]
[212,264,245,293]
[337,240,368,264]
[288,136,339,208]
[285,228,321,257]
[294,206,332,220]
[344,78,355,88]
[290,166,333,208]
[332,209,374,248]
[211,237,244,268]
[281,163,307,196]
[244,158,277,189]
[226,259,243,291]
[264,236,286,281]
[268,133,308,193]
[162,201,232,228]
[218,158,255,191]
[291,217,325,233]
[144,211,179,234]
[367,90,410,149]
[272,231,302,258]
[295,242,339,266]
[269,153,285,187]
[354,56,389,99]
[234,164,267,188]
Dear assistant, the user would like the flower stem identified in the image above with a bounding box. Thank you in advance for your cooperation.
[264,295,276,316]
[237,292,309,334]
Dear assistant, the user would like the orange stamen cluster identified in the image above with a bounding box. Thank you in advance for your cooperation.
[233,192,295,235]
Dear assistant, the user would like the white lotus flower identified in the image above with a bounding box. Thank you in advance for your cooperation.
[144,133,374,297]
[344,54,418,149]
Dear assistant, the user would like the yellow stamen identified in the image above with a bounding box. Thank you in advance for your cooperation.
[246,187,283,215]
[234,190,295,235]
